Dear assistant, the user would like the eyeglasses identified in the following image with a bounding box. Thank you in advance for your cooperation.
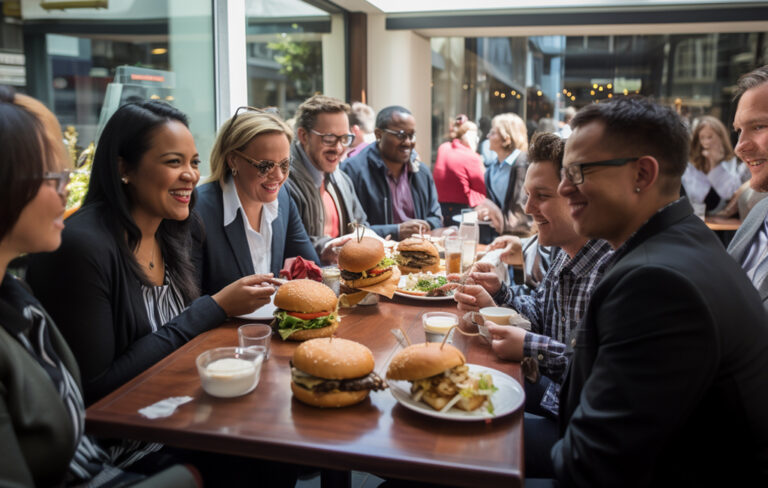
[232,150,291,177]
[309,129,354,147]
[43,170,73,195]
[561,157,640,185]
[382,128,416,142]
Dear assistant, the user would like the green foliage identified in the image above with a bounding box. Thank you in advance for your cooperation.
[267,32,322,96]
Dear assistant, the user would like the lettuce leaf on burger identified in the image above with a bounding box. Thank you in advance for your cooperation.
[272,279,339,341]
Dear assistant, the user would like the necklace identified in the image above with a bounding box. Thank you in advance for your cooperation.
[148,243,155,270]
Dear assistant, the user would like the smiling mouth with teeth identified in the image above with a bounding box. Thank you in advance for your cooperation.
[746,160,766,166]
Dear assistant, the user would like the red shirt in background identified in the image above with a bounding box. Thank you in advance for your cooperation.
[432,139,487,207]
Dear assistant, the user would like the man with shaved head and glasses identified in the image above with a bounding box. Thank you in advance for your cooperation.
[342,105,442,238]
[546,97,768,486]
[287,95,381,263]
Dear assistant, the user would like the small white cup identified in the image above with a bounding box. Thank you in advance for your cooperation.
[479,306,518,325]
[238,323,273,359]
[422,311,458,343]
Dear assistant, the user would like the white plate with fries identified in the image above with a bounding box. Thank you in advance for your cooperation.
[389,364,525,421]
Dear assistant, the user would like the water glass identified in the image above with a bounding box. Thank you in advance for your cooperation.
[238,323,273,360]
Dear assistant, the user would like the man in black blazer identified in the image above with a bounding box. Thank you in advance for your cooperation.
[551,97,768,486]
[728,65,768,313]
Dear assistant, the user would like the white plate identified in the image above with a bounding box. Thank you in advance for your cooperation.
[237,295,277,321]
[389,364,525,421]
[395,275,456,301]
[451,214,493,225]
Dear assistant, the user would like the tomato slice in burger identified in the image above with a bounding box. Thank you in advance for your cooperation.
[368,267,386,276]
[287,311,330,320]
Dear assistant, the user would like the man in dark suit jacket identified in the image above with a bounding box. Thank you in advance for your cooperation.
[551,97,768,486]
[728,65,768,313]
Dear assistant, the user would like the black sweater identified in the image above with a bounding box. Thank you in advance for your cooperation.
[26,204,226,405]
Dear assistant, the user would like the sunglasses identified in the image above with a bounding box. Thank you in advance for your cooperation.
[309,129,355,147]
[382,128,416,142]
[222,105,280,144]
[232,150,291,177]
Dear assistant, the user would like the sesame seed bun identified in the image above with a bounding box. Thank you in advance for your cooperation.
[338,237,385,273]
[386,342,466,381]
[293,338,374,379]
[274,279,337,313]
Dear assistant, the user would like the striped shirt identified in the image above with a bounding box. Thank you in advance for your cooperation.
[493,239,613,416]
[141,269,186,333]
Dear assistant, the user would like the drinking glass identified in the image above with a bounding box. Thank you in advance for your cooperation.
[238,324,273,360]
[459,210,479,272]
[444,236,462,274]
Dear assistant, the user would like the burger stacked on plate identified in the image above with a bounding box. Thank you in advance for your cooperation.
[395,237,441,275]
[387,343,497,413]
[272,279,339,341]
[338,237,396,289]
[291,338,388,408]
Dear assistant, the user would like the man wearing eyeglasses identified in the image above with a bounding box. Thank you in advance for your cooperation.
[548,97,768,486]
[342,106,442,239]
[727,65,768,313]
[287,95,382,264]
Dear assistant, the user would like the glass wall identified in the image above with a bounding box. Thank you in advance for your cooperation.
[431,32,768,161]
[245,0,344,121]
[0,0,215,172]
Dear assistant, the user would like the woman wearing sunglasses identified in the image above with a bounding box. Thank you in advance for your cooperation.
[194,108,318,296]
[0,88,197,487]
[25,101,275,407]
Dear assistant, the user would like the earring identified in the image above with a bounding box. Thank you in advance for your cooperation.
[635,187,641,193]
[231,166,238,177]
[121,176,128,184]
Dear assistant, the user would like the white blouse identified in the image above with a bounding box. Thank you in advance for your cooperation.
[681,157,750,212]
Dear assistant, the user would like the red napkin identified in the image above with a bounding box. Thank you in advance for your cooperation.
[279,256,322,282]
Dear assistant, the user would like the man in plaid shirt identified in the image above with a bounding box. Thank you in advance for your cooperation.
[457,133,612,416]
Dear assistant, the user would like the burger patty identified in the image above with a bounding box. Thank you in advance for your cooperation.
[397,251,438,267]
[291,365,388,392]
[341,269,364,281]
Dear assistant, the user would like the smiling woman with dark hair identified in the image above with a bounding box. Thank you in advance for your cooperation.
[0,87,196,487]
[25,101,274,406]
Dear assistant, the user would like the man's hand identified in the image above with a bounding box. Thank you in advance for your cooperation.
[398,219,430,239]
[488,235,523,266]
[320,236,352,265]
[454,283,495,314]
[474,199,504,233]
[467,262,502,295]
[486,322,526,361]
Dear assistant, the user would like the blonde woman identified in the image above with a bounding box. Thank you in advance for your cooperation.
[476,113,533,236]
[194,108,319,296]
[682,115,749,214]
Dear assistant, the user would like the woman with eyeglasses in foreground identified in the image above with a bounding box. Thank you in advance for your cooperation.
[194,108,318,297]
[25,100,275,407]
[0,87,198,487]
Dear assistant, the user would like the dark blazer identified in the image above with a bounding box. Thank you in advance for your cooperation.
[25,204,226,405]
[193,182,319,295]
[341,143,442,237]
[553,199,768,487]
[728,196,768,313]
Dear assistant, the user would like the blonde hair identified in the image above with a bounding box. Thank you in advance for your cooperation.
[492,113,528,152]
[456,121,478,145]
[690,115,734,172]
[208,110,293,183]
[15,93,68,171]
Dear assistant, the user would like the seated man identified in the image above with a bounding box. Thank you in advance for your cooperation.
[287,95,372,263]
[342,106,442,239]
[553,96,768,485]
[728,65,768,312]
[455,132,613,420]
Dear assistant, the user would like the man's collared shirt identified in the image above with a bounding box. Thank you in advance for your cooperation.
[493,239,614,416]
[221,176,278,274]
[385,163,416,224]
[487,148,521,203]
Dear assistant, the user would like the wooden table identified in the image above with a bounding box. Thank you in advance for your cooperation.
[86,297,524,487]
[705,215,741,232]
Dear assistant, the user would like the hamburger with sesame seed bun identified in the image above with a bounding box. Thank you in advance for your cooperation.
[395,237,441,275]
[290,338,388,408]
[273,279,339,341]
[338,237,395,289]
[387,343,496,412]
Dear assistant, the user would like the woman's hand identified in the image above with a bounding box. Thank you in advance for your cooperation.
[212,273,278,317]
[474,199,504,233]
[320,236,352,265]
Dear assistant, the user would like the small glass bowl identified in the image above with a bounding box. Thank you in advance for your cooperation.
[196,346,265,398]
